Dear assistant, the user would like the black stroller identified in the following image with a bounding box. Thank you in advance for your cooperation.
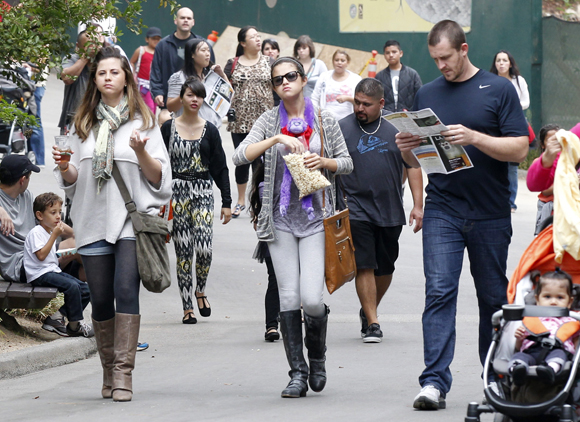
[0,66,36,164]
[466,226,580,422]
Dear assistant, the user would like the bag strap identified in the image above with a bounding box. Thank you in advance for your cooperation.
[319,109,326,216]
[111,164,146,232]
[319,109,347,214]
[135,46,144,75]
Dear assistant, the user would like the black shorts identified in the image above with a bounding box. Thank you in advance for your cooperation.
[350,220,402,276]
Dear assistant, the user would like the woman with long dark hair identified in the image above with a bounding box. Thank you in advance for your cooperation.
[166,38,230,128]
[262,38,280,60]
[225,26,274,218]
[233,57,353,398]
[52,46,171,402]
[490,50,530,212]
[161,77,231,324]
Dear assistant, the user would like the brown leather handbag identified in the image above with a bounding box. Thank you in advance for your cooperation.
[319,111,357,294]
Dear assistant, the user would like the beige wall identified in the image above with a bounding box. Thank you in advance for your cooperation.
[213,26,391,76]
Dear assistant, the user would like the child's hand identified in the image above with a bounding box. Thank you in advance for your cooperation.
[53,221,65,237]
[514,325,528,340]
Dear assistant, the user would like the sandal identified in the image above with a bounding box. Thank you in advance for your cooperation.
[182,311,197,325]
[264,327,280,342]
[231,204,245,219]
[196,295,211,317]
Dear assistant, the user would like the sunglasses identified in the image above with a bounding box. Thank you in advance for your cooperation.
[271,71,300,87]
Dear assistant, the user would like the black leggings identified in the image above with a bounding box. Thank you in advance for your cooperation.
[81,239,140,322]
[232,133,259,185]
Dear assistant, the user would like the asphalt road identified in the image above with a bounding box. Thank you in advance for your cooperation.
[0,73,539,422]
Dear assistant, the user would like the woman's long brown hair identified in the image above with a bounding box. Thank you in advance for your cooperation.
[73,46,154,141]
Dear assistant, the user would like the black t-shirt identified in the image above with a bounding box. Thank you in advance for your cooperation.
[173,34,191,63]
[339,111,407,226]
[413,70,528,219]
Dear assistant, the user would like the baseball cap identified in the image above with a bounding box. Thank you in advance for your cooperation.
[0,154,40,183]
[146,27,162,38]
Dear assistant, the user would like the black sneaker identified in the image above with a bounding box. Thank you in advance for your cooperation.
[363,323,383,343]
[42,315,68,337]
[66,321,94,338]
[359,308,368,338]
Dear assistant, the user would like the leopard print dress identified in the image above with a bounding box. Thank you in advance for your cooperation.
[226,54,274,134]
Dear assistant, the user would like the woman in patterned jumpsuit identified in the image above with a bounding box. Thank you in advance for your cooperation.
[161,77,232,324]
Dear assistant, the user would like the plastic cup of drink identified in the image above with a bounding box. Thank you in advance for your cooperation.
[55,136,72,162]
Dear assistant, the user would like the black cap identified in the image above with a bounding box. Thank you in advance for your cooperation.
[146,27,162,38]
[0,154,40,183]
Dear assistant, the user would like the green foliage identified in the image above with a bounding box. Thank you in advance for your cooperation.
[0,99,37,128]
[7,293,65,323]
[520,146,542,170]
[0,0,179,123]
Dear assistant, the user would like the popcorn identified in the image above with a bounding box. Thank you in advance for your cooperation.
[283,152,330,199]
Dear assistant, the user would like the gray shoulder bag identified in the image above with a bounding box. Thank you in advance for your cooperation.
[112,164,171,293]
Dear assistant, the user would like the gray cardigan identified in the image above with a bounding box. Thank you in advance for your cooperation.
[232,107,353,241]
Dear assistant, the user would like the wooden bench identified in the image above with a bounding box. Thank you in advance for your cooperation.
[0,280,58,310]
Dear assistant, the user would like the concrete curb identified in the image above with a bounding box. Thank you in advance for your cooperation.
[0,337,97,380]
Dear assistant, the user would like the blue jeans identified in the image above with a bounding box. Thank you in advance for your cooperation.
[419,209,512,396]
[508,163,518,209]
[31,271,90,322]
[29,86,45,165]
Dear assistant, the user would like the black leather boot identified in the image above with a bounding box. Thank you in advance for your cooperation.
[279,310,309,398]
[304,305,329,392]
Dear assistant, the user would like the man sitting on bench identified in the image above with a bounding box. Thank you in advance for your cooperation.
[0,155,84,336]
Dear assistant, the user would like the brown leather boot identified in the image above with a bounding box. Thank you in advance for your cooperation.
[92,317,115,399]
[112,313,140,402]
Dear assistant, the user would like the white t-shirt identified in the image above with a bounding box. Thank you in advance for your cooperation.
[390,69,400,109]
[312,70,362,121]
[23,225,61,283]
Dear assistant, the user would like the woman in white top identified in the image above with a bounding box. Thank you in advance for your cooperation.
[311,50,362,122]
[53,46,171,403]
[491,50,529,110]
[294,35,327,98]
[491,50,530,212]
[166,38,229,128]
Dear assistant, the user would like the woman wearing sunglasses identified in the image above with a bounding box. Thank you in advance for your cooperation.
[224,26,274,218]
[233,57,353,399]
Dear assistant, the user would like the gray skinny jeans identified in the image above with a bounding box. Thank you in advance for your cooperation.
[268,230,325,318]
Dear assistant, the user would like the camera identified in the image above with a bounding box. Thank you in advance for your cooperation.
[226,108,236,122]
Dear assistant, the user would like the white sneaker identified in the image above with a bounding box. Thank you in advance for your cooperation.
[413,385,446,410]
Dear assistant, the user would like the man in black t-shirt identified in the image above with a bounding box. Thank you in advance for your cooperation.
[149,7,215,124]
[339,78,424,344]
[396,20,529,411]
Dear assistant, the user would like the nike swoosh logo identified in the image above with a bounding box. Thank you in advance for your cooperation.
[479,84,491,89]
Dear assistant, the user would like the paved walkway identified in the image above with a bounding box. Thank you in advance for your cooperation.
[0,73,539,422]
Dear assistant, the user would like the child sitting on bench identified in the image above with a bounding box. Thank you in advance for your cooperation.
[23,192,93,337]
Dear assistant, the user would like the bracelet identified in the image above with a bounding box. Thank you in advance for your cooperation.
[59,164,69,173]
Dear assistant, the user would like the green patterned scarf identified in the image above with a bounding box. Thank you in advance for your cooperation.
[92,96,130,193]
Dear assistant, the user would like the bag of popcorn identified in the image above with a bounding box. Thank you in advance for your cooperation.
[282,152,330,199]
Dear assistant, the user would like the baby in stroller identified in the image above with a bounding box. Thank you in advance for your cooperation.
[466,225,580,422]
[508,269,580,387]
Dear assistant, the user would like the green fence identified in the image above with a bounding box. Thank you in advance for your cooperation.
[542,16,580,131]
[116,0,542,129]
